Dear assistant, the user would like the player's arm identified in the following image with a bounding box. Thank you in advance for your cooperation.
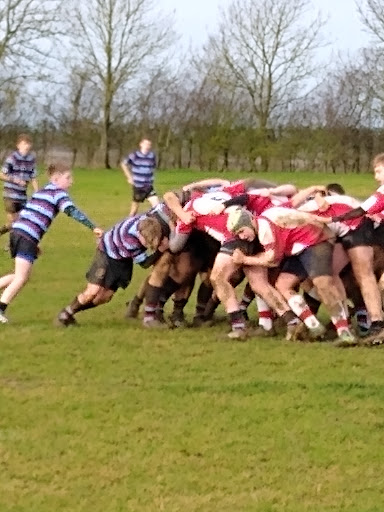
[63,205,102,236]
[138,236,169,269]
[267,184,298,197]
[169,231,190,254]
[0,161,26,186]
[163,190,195,224]
[182,178,230,191]
[233,248,277,267]
[120,159,133,185]
[290,186,327,208]
[331,207,365,222]
[31,177,39,192]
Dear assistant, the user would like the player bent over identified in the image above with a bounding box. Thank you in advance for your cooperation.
[57,215,169,326]
[228,207,356,347]
[0,163,102,324]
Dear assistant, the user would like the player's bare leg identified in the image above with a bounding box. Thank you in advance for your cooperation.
[0,257,33,323]
[57,283,115,326]
[143,252,174,327]
[148,195,160,207]
[125,276,148,318]
[129,200,139,217]
[210,253,247,339]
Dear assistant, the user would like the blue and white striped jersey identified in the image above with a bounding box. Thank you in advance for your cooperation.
[2,151,37,201]
[13,183,74,243]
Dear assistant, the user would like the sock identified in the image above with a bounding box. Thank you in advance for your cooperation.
[66,297,96,315]
[288,295,321,330]
[0,301,8,313]
[0,225,10,236]
[281,310,297,325]
[173,298,188,314]
[239,283,255,311]
[229,310,246,331]
[204,297,220,320]
[131,294,143,306]
[159,277,181,303]
[356,309,371,332]
[303,291,321,315]
[195,282,213,317]
[255,295,273,330]
[329,302,350,335]
[144,284,162,322]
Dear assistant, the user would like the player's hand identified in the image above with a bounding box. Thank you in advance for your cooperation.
[368,214,383,224]
[158,237,169,252]
[232,248,245,265]
[13,178,26,186]
[256,188,271,197]
[93,227,104,238]
[323,217,333,224]
[210,202,225,215]
[180,211,195,224]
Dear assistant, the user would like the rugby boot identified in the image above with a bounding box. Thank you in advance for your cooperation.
[169,310,188,328]
[253,325,277,338]
[227,328,248,341]
[285,322,308,342]
[55,309,78,327]
[125,296,142,319]
[333,329,358,348]
[142,318,169,329]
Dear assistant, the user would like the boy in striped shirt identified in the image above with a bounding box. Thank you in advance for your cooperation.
[121,138,159,216]
[0,163,102,324]
[56,214,169,326]
[0,134,39,236]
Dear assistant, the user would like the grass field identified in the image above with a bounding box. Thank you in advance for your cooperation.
[1,168,384,512]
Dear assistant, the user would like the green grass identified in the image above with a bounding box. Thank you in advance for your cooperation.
[0,169,383,512]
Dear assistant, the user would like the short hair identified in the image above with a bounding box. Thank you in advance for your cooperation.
[372,153,384,168]
[46,163,71,177]
[17,133,32,145]
[326,183,345,195]
[138,217,162,250]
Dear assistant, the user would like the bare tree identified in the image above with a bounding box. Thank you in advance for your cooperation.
[357,0,384,44]
[0,0,62,84]
[200,0,326,169]
[66,0,176,168]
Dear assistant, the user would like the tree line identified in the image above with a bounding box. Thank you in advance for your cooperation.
[1,0,384,173]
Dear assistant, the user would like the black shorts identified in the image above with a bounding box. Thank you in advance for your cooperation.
[133,186,157,203]
[373,222,384,248]
[185,231,221,271]
[341,218,375,250]
[4,198,25,214]
[86,249,133,292]
[281,241,333,280]
[220,237,263,257]
[10,230,39,263]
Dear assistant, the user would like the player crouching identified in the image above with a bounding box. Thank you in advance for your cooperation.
[227,207,357,347]
[56,215,168,326]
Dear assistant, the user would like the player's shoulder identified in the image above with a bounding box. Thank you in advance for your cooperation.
[376,185,384,194]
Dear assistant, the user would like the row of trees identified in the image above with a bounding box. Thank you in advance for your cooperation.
[1,0,384,172]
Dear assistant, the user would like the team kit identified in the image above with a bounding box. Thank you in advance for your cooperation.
[2,135,384,348]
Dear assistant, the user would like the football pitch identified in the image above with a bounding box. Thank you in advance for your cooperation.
[1,168,384,512]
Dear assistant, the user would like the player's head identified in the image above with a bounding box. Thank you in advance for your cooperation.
[16,134,32,156]
[227,207,256,241]
[139,138,152,154]
[372,153,384,185]
[47,163,73,190]
[138,217,162,250]
[326,183,345,195]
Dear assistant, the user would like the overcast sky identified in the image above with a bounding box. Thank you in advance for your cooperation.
[160,0,371,57]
